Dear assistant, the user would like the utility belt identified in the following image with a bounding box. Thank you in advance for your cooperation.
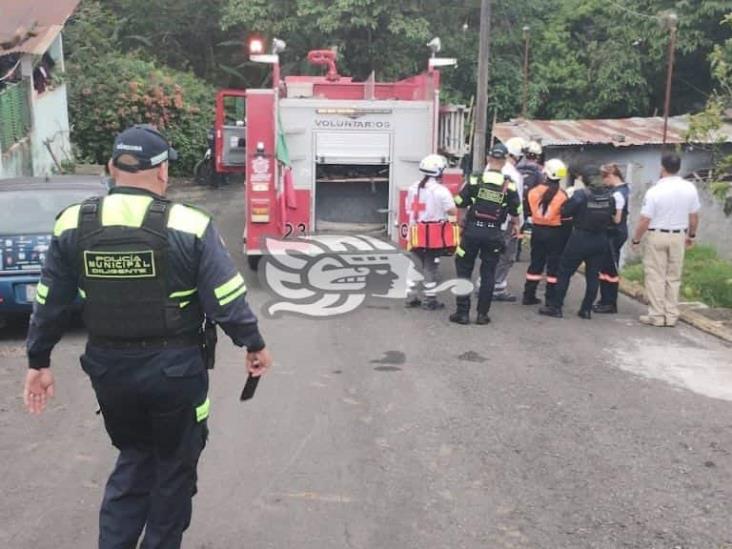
[89,332,203,350]
[649,228,686,234]
[409,221,460,255]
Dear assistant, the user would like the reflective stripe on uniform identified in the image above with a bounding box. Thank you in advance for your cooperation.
[525,273,543,281]
[101,195,153,227]
[215,273,246,306]
[53,204,81,236]
[78,288,86,299]
[195,397,210,422]
[170,288,197,299]
[546,276,558,284]
[167,204,210,238]
[454,195,463,205]
[35,282,49,305]
[455,246,465,257]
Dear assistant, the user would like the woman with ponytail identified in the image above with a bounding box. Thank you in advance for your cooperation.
[522,158,569,306]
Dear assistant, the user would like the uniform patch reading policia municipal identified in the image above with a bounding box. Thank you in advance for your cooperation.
[84,250,156,278]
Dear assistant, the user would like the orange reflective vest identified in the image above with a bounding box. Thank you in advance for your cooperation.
[528,185,568,227]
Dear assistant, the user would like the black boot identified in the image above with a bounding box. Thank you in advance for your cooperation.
[592,303,617,314]
[577,309,592,319]
[449,311,470,325]
[538,306,563,318]
[522,281,540,305]
[476,313,491,325]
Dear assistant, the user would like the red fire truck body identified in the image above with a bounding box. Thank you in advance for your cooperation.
[215,50,466,268]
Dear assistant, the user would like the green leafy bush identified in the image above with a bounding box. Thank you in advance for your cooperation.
[67,54,214,175]
[622,245,732,308]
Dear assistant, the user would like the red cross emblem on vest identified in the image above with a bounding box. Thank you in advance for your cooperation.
[410,194,426,220]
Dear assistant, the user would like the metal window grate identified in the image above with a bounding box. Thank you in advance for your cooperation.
[0,79,31,152]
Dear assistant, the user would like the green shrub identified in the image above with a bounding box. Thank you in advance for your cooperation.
[622,245,732,308]
[67,53,214,175]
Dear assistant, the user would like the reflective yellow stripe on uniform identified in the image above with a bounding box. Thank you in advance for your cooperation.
[195,397,210,422]
[167,204,210,238]
[455,246,465,257]
[53,204,81,236]
[78,288,86,299]
[35,282,49,305]
[215,273,246,306]
[454,195,463,205]
[170,288,197,299]
[101,195,153,227]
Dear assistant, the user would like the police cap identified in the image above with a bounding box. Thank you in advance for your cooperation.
[112,124,179,173]
[488,143,508,159]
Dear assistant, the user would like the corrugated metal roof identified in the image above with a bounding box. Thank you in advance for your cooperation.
[494,115,732,148]
[0,0,80,56]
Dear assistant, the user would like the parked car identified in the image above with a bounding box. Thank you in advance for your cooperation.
[0,176,109,323]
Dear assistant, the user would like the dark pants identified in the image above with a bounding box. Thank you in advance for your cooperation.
[455,232,504,314]
[81,345,209,549]
[552,229,608,312]
[524,225,564,304]
[598,227,628,306]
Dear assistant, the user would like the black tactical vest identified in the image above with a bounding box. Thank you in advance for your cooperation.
[467,170,509,228]
[574,188,615,233]
[76,196,203,339]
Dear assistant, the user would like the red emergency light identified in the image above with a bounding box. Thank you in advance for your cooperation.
[249,38,264,55]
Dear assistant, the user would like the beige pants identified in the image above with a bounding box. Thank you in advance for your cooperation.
[643,231,686,324]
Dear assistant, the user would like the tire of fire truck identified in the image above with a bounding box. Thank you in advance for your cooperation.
[247,255,261,271]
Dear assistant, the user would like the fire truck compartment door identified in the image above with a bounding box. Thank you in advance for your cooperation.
[315,133,390,165]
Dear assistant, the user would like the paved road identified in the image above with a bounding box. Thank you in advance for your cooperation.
[2,184,731,549]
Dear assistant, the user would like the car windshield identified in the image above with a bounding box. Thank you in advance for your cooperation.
[0,188,101,235]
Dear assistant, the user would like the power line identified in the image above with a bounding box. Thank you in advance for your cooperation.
[604,0,663,21]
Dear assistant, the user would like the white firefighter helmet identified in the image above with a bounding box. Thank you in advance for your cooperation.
[525,140,542,157]
[505,137,526,159]
[544,158,568,181]
[419,154,447,177]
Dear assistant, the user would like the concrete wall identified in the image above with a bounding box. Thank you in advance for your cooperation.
[547,144,732,261]
[0,140,33,178]
[30,82,72,176]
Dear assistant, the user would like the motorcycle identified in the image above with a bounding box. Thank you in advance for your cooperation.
[194,128,230,188]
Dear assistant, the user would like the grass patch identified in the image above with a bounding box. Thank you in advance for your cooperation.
[622,245,732,308]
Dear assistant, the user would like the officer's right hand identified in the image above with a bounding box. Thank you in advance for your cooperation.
[246,348,273,377]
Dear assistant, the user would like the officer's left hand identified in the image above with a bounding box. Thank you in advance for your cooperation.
[511,223,521,239]
[23,368,55,415]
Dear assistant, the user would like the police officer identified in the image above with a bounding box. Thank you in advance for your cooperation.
[24,125,272,549]
[539,168,615,319]
[593,163,630,314]
[451,144,521,325]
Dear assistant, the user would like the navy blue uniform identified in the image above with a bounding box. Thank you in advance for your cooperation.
[598,183,630,308]
[26,187,265,548]
[550,188,615,314]
[454,171,521,317]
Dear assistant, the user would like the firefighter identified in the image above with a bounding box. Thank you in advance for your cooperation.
[539,168,615,319]
[405,154,457,310]
[492,136,525,302]
[516,140,545,261]
[593,163,630,314]
[522,159,569,306]
[24,125,272,549]
[451,144,522,325]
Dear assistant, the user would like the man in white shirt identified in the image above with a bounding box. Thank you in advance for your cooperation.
[631,153,701,327]
[492,137,525,301]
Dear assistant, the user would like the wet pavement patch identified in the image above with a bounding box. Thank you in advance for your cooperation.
[458,351,487,363]
[370,351,406,365]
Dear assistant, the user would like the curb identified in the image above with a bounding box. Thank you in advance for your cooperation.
[618,277,732,344]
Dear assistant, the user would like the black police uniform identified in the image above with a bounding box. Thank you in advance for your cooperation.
[452,169,521,323]
[596,183,630,312]
[26,187,265,548]
[542,186,615,317]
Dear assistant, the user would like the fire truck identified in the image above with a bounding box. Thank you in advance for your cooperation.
[214,39,468,269]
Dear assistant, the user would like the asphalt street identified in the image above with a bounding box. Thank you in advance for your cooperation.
[2,183,731,549]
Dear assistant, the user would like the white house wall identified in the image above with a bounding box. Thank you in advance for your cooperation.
[30,82,72,176]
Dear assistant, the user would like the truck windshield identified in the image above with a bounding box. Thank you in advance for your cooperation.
[0,189,100,235]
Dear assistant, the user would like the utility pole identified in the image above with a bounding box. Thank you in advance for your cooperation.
[662,12,678,146]
[522,26,530,118]
[472,0,492,173]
